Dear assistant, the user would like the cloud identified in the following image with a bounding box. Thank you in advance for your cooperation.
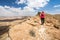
[0,5,37,16]
[0,0,50,16]
[54,9,60,13]
[4,6,11,8]
[16,0,50,9]
[15,0,26,4]
[0,6,18,16]
[54,5,60,8]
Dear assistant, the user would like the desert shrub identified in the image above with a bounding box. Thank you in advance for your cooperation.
[34,21,37,23]
[29,30,36,37]
[28,19,30,20]
[53,25,59,29]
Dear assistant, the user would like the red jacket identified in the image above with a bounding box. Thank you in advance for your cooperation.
[40,12,45,18]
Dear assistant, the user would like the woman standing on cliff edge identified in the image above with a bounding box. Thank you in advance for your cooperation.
[40,11,45,25]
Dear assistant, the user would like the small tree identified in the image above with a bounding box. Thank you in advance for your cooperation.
[36,12,41,16]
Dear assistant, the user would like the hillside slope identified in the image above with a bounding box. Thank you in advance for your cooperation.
[9,14,60,40]
[54,14,60,23]
[0,14,60,40]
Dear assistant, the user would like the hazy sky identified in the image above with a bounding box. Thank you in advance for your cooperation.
[0,0,60,16]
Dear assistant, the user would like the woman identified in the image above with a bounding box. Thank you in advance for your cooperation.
[40,11,45,25]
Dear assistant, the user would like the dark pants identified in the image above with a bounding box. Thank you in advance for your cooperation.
[41,18,45,25]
